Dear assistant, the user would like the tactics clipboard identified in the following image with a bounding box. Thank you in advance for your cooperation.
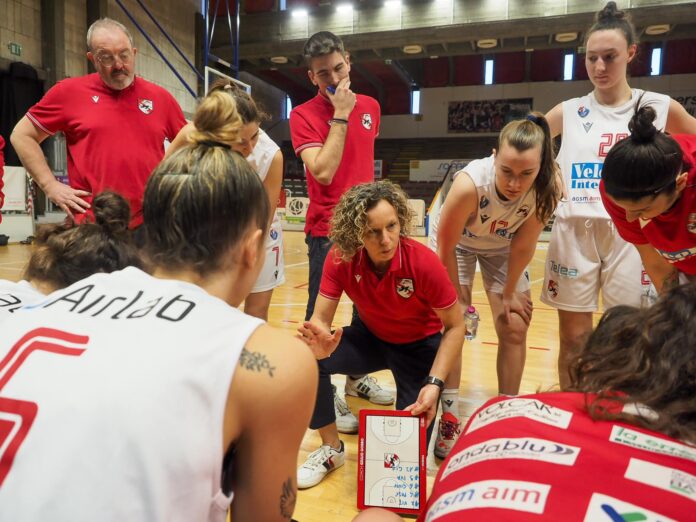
[357,409,427,516]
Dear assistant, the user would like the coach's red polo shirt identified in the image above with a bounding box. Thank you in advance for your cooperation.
[319,237,457,344]
[289,93,380,237]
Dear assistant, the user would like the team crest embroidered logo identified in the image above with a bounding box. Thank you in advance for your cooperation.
[516,205,530,218]
[396,278,414,298]
[361,113,373,130]
[547,279,559,298]
[688,213,696,233]
[270,228,278,240]
[138,99,154,114]
[479,195,490,209]
[578,106,590,118]
[92,95,99,103]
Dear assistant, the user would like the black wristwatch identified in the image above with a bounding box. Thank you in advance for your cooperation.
[423,375,445,391]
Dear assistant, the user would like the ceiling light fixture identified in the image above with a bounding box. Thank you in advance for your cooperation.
[403,44,423,54]
[645,24,670,35]
[385,1,401,8]
[270,56,288,64]
[555,32,578,43]
[477,39,497,49]
[337,3,353,13]
[291,8,308,18]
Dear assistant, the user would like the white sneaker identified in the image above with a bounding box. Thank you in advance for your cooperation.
[345,375,395,405]
[297,441,345,489]
[333,384,358,434]
[434,412,461,459]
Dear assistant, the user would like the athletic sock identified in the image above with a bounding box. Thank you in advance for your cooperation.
[440,389,459,417]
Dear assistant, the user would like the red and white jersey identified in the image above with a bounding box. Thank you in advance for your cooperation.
[0,267,263,522]
[556,89,669,220]
[432,155,538,253]
[420,392,696,522]
[247,129,281,230]
[602,135,696,275]
[0,279,43,315]
[319,238,457,344]
[26,74,185,228]
[290,93,380,236]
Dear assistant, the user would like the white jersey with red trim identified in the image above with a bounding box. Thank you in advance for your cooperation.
[555,89,669,220]
[246,129,285,292]
[432,155,537,253]
[0,279,43,315]
[246,130,281,229]
[0,267,263,522]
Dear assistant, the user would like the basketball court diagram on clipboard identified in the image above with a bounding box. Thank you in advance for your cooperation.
[357,410,426,516]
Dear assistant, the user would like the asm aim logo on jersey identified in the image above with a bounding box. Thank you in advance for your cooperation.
[425,480,550,521]
[571,162,603,190]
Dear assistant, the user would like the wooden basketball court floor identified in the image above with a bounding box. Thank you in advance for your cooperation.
[0,230,603,521]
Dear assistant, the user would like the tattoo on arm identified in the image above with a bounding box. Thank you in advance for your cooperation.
[239,348,276,377]
[280,477,297,519]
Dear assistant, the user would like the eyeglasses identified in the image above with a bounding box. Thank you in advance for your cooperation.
[94,50,133,67]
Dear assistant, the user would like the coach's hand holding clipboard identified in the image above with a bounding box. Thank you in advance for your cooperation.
[404,381,442,427]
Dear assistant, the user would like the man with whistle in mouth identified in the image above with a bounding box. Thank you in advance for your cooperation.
[290,31,387,433]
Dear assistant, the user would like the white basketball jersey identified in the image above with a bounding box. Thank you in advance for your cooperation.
[0,267,263,522]
[434,155,537,253]
[0,279,43,315]
[247,129,281,229]
[556,89,669,220]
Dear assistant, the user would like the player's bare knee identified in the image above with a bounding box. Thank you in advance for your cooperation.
[494,313,528,344]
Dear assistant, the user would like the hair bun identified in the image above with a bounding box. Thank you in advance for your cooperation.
[597,1,625,22]
[93,191,130,235]
[628,105,658,144]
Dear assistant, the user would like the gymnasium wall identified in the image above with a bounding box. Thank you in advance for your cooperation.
[0,0,42,68]
[267,72,696,143]
[105,0,199,115]
[0,0,199,115]
[379,73,696,139]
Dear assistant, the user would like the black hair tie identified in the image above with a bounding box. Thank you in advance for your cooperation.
[199,140,231,150]
[526,114,540,125]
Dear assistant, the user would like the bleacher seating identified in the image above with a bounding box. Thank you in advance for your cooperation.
[279,136,499,206]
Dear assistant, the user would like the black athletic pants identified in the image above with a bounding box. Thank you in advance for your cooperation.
[310,317,441,443]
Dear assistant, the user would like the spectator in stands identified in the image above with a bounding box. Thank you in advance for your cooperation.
[354,282,696,522]
[296,180,465,489]
[429,113,561,458]
[10,17,185,228]
[290,30,393,432]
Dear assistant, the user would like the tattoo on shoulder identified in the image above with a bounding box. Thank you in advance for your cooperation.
[280,477,296,519]
[239,347,276,377]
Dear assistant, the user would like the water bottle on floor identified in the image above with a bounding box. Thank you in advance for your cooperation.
[464,305,479,340]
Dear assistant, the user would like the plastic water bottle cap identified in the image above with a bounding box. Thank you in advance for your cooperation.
[467,305,476,313]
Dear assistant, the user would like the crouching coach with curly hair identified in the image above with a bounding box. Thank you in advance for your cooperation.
[295,180,466,489]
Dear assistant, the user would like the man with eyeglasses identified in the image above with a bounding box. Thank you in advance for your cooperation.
[10,18,185,228]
